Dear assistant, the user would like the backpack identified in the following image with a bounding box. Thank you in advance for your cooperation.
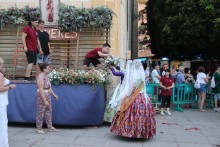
[194,78,200,89]
[211,74,219,88]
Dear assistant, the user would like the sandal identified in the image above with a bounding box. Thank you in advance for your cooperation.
[48,127,59,132]
[36,129,45,134]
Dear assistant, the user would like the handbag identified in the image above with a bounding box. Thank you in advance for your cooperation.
[194,78,200,89]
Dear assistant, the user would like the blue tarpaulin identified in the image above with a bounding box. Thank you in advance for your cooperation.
[7,83,105,125]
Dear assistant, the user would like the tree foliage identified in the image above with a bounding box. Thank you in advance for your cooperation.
[147,0,220,60]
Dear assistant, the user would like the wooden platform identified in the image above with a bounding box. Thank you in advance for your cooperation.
[0,26,109,79]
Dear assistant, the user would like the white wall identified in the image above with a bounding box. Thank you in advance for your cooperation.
[120,0,129,59]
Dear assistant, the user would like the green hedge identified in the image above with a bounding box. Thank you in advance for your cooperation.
[0,3,114,32]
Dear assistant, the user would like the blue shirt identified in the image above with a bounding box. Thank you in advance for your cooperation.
[176,72,185,84]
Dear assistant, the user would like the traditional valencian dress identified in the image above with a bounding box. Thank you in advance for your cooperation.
[110,60,156,139]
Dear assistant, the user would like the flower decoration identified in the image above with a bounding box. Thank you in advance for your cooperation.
[103,56,120,68]
[0,5,40,29]
[0,4,113,32]
[48,68,109,87]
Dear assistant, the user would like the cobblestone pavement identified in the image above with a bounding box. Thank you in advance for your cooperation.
[8,109,220,147]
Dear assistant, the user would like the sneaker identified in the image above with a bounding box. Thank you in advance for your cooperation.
[24,77,30,81]
[166,111,172,116]
[217,107,220,112]
[160,111,165,116]
[36,129,45,134]
[214,108,218,112]
[48,127,59,132]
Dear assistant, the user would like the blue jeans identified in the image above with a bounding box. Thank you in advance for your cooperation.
[37,54,50,64]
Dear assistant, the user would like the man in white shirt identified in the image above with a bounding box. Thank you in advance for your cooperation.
[151,65,161,110]
[151,65,161,83]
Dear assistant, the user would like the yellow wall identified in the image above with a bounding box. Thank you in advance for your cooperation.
[91,0,120,57]
[137,0,148,4]
[0,0,126,58]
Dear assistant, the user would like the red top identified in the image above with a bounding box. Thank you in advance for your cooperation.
[85,48,102,59]
[160,76,174,96]
[22,25,38,51]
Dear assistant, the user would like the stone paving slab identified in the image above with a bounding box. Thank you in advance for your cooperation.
[8,109,220,147]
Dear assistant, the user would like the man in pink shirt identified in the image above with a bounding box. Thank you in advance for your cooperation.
[83,43,112,70]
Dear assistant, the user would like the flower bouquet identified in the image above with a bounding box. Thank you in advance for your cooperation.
[103,56,120,68]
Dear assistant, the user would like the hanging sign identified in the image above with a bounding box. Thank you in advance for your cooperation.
[44,28,78,40]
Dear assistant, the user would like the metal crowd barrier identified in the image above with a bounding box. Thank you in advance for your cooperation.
[172,83,197,112]
[145,83,213,112]
[145,83,161,109]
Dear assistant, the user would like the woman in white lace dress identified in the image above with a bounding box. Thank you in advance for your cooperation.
[0,57,16,147]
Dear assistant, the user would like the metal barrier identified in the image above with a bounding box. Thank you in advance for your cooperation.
[172,83,197,112]
[146,83,161,108]
[146,83,198,112]
[146,83,215,112]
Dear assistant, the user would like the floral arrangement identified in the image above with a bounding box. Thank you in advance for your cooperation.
[103,56,120,68]
[48,68,110,87]
[0,4,113,32]
[58,4,114,32]
[0,5,40,29]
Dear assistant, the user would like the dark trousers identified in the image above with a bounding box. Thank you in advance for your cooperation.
[161,95,171,108]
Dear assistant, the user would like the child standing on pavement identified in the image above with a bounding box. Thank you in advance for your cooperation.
[160,69,175,116]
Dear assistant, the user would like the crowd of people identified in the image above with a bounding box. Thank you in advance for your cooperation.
[1,16,220,146]
[144,63,220,114]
